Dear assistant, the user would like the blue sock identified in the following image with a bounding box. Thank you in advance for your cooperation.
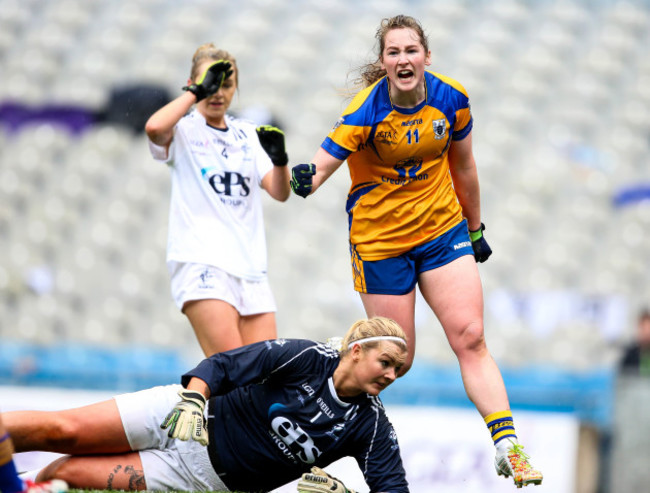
[0,433,24,493]
[0,459,24,493]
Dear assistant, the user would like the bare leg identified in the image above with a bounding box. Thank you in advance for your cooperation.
[3,399,130,454]
[183,299,243,356]
[37,453,146,491]
[185,299,277,357]
[359,289,416,374]
[240,312,277,346]
[418,255,510,417]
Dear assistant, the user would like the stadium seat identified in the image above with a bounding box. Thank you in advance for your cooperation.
[1,0,650,385]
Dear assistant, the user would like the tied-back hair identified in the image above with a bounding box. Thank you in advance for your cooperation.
[352,15,429,90]
[339,316,407,357]
[190,43,238,86]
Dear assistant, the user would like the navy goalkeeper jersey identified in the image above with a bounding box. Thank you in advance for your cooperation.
[181,339,409,493]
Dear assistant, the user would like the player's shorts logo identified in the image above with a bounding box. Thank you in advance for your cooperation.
[198,268,215,289]
[432,119,447,140]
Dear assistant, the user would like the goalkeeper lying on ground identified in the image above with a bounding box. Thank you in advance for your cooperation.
[2,317,409,492]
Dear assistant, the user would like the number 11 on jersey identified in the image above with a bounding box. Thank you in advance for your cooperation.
[406,128,419,144]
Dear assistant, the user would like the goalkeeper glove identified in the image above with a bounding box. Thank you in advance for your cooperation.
[469,222,492,263]
[160,389,209,446]
[297,467,356,493]
[256,125,289,167]
[290,163,316,198]
[183,60,233,102]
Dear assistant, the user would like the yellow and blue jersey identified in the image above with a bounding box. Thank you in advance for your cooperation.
[322,71,473,260]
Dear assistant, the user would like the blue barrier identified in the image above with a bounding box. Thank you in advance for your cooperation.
[0,340,188,392]
[0,343,615,429]
[381,360,615,430]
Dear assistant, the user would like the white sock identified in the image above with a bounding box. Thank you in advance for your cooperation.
[18,469,42,482]
[496,437,519,454]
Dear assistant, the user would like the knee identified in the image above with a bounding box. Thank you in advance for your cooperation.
[42,416,83,450]
[36,456,74,483]
[449,321,487,356]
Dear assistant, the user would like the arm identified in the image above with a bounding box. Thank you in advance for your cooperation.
[291,147,345,198]
[185,376,211,399]
[144,91,196,148]
[181,339,311,396]
[310,147,345,193]
[256,125,291,201]
[355,414,409,493]
[261,164,291,201]
[145,60,233,148]
[448,132,482,232]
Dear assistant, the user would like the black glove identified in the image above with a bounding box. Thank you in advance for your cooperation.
[469,223,492,263]
[256,125,288,167]
[290,163,316,198]
[183,60,233,102]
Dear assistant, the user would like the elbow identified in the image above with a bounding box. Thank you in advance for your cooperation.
[273,190,291,202]
[144,120,161,140]
[279,187,291,202]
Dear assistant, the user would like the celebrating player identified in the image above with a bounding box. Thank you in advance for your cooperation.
[145,43,291,357]
[290,15,542,488]
[2,317,409,493]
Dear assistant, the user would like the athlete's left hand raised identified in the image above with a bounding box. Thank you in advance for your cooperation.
[257,125,289,167]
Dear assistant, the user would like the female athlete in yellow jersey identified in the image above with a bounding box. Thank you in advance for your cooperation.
[290,15,542,488]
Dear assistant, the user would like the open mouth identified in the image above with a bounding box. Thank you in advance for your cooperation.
[397,69,414,80]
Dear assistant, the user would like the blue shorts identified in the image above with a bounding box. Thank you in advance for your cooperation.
[351,220,474,295]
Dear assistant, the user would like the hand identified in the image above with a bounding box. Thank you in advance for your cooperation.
[256,125,288,167]
[183,60,233,102]
[290,163,316,198]
[160,389,209,445]
[297,467,356,493]
[469,222,492,263]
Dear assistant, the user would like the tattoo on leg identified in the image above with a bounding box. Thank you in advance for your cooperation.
[106,464,144,490]
[125,465,146,490]
[107,464,122,489]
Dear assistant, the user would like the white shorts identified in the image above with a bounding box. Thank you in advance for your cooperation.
[114,384,229,492]
[168,261,277,315]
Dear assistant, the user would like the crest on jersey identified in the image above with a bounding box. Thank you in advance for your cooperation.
[432,119,446,140]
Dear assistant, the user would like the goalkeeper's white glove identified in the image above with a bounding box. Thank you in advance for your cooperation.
[297,467,357,493]
[160,389,209,446]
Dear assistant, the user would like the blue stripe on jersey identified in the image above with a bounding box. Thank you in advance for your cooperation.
[425,72,473,137]
[345,182,380,230]
[454,118,473,140]
[321,136,351,160]
[342,78,393,126]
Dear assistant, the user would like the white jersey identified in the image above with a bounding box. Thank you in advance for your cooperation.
[148,110,273,280]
